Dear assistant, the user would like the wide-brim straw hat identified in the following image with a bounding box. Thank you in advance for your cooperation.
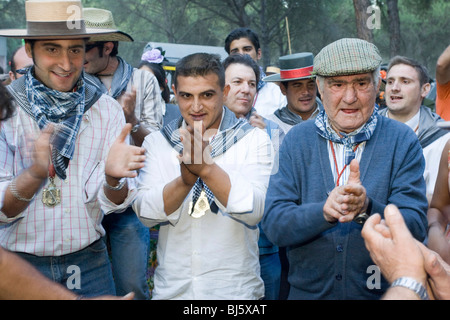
[263,52,315,82]
[0,0,121,40]
[83,8,133,42]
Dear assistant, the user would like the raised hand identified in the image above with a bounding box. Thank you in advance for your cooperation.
[178,121,213,177]
[105,123,146,179]
[29,124,54,180]
[323,159,367,223]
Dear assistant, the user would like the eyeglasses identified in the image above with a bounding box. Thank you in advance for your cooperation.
[85,43,103,52]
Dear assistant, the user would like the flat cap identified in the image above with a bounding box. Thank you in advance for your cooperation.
[313,38,382,76]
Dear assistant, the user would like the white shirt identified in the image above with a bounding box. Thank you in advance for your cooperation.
[0,94,136,256]
[253,82,286,118]
[129,122,274,300]
[405,111,450,201]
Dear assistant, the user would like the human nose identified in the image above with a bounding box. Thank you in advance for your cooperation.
[389,80,400,92]
[58,51,71,71]
[191,97,202,112]
[342,84,358,104]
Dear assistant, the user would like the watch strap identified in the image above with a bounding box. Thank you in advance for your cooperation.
[391,277,429,300]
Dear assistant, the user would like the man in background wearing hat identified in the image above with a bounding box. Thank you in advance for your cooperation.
[82,8,164,300]
[262,38,428,299]
[264,52,323,135]
[0,0,143,297]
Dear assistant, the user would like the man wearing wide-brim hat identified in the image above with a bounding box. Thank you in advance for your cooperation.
[83,7,164,300]
[263,52,323,135]
[262,38,428,299]
[0,0,144,298]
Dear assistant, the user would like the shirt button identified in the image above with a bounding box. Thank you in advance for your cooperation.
[336,274,342,281]
[336,244,343,252]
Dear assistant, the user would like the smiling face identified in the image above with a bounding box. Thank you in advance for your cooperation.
[281,78,318,119]
[318,73,379,134]
[224,63,257,118]
[26,39,85,92]
[173,73,225,133]
[385,63,430,120]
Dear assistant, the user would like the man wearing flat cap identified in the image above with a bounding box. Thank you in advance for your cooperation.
[264,52,323,135]
[0,0,144,297]
[262,38,428,299]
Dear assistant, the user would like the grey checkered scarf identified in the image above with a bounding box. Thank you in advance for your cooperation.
[8,69,102,180]
[93,56,133,99]
[161,107,253,214]
[315,107,378,165]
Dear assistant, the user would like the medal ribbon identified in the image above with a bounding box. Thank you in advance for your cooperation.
[329,141,360,187]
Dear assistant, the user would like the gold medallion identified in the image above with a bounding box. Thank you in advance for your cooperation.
[189,190,210,218]
[42,177,61,207]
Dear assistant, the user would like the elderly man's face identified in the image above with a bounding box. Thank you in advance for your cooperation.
[318,73,380,134]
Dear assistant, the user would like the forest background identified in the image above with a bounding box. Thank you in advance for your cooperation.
[1,0,449,78]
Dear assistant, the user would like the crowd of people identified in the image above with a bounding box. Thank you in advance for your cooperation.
[0,0,449,300]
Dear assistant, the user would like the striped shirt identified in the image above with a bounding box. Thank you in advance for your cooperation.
[325,119,366,187]
[0,94,135,256]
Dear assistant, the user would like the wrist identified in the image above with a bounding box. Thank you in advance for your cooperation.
[104,175,126,191]
[391,277,429,300]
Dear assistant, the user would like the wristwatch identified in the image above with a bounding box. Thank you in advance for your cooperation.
[131,121,141,133]
[353,198,372,225]
[104,177,126,191]
[391,277,429,300]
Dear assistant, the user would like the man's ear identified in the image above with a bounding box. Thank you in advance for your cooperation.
[223,83,230,99]
[421,82,431,99]
[24,43,33,59]
[172,84,177,96]
[103,41,115,55]
[256,48,262,61]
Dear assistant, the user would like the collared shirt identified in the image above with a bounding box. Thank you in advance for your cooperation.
[253,82,286,118]
[325,119,366,187]
[99,68,164,134]
[103,122,274,300]
[385,108,450,200]
[0,94,135,256]
[122,68,164,133]
[266,103,321,135]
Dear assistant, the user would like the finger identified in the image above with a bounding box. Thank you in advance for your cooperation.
[117,123,132,142]
[361,213,383,250]
[347,159,361,185]
[343,184,364,196]
[120,292,135,300]
[374,222,392,238]
[383,204,410,242]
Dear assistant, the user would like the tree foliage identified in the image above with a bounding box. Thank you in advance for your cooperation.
[1,0,448,77]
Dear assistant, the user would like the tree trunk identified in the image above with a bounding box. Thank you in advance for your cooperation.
[353,0,374,42]
[387,0,401,57]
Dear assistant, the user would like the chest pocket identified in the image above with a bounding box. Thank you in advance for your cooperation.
[83,161,104,204]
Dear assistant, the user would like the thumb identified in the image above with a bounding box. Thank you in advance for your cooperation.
[383,204,410,241]
[117,123,132,142]
[347,159,361,184]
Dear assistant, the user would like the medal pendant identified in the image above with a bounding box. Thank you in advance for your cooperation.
[42,177,61,207]
[189,190,210,218]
